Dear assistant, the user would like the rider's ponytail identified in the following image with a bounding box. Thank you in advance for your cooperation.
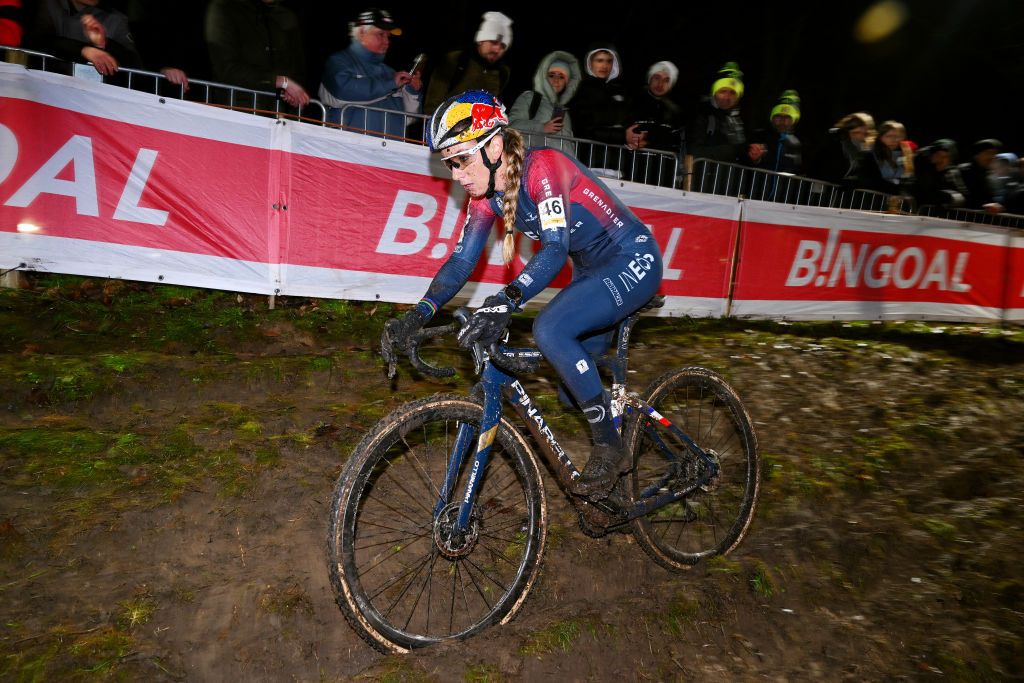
[500,129,525,265]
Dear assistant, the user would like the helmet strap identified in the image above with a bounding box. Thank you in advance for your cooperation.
[480,139,503,199]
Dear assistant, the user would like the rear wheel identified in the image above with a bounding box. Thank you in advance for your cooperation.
[327,395,547,652]
[624,367,759,571]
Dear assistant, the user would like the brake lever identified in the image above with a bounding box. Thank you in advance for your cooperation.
[471,342,485,375]
[381,321,399,379]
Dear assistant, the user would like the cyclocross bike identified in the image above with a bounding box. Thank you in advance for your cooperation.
[327,297,759,653]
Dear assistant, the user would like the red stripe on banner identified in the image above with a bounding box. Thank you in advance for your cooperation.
[0,98,273,261]
[632,208,738,299]
[733,221,1007,308]
[1006,239,1024,314]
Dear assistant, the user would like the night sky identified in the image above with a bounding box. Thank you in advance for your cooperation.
[58,0,1024,159]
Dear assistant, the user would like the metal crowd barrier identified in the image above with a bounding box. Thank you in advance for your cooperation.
[336,103,429,144]
[3,45,327,124]
[918,206,1024,229]
[332,110,681,189]
[688,157,914,213]
[4,44,1017,227]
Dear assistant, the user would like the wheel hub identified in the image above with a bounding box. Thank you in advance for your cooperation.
[433,503,479,558]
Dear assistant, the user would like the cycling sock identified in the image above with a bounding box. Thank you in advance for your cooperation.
[579,392,620,448]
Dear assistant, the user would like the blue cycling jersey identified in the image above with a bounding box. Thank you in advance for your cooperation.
[420,147,654,310]
[416,146,663,405]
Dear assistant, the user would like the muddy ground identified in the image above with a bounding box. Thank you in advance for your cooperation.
[1,276,1022,681]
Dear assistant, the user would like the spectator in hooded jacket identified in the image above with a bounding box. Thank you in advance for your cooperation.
[959,138,1004,213]
[30,0,142,76]
[507,50,580,148]
[423,11,512,116]
[567,43,636,176]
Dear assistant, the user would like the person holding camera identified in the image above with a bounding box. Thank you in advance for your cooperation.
[622,60,684,185]
[507,50,580,149]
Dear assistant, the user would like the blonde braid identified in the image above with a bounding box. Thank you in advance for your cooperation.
[500,129,525,265]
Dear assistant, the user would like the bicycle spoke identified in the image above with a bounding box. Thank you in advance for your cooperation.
[627,369,758,570]
[329,396,545,649]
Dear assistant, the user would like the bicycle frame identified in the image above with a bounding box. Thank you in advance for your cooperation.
[434,313,721,536]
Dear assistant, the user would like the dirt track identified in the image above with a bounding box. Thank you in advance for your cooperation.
[1,280,1022,680]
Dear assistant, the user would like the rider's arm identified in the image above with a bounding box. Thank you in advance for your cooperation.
[413,199,496,319]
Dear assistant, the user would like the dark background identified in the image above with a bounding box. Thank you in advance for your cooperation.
[31,0,1024,160]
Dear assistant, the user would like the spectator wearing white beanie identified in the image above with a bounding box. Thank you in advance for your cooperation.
[646,61,678,92]
[423,11,514,114]
[475,11,512,48]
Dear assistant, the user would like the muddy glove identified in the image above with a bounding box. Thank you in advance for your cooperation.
[383,308,428,356]
[458,294,513,348]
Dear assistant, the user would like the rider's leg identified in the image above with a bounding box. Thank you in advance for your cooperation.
[533,250,661,498]
[556,328,614,408]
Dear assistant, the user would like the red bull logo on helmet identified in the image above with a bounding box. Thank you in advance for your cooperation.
[470,101,507,131]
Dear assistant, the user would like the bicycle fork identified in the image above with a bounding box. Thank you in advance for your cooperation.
[433,372,506,538]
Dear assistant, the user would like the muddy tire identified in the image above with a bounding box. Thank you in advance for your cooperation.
[327,394,547,653]
[624,367,759,571]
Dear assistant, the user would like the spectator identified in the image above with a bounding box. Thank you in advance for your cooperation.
[989,152,1018,207]
[204,0,309,108]
[1,0,22,47]
[30,0,142,76]
[857,120,910,195]
[126,0,206,92]
[686,61,752,193]
[567,43,633,176]
[750,89,803,175]
[319,8,421,139]
[507,50,580,149]
[687,61,748,162]
[910,138,967,210]
[959,138,1003,213]
[630,60,683,152]
[423,11,512,115]
[623,60,683,185]
[807,111,875,187]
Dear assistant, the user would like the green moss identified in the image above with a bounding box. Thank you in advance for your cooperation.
[520,618,584,655]
[463,663,503,683]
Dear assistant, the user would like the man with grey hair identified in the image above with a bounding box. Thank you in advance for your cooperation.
[319,7,422,139]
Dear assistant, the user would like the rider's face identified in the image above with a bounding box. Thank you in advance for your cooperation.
[442,136,504,198]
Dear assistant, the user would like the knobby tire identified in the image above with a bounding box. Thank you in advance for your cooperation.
[327,394,547,653]
[624,367,760,571]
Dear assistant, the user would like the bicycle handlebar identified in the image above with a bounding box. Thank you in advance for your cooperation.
[383,307,542,379]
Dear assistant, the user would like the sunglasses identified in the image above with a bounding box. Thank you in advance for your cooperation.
[440,132,497,171]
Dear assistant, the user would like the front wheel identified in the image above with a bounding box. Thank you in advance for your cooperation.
[327,394,547,653]
[624,367,759,571]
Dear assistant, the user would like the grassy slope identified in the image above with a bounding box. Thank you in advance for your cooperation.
[1,275,1022,681]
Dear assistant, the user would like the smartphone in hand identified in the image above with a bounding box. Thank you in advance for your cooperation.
[551,105,565,119]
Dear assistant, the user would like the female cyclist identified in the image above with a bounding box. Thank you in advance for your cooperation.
[383,90,664,499]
